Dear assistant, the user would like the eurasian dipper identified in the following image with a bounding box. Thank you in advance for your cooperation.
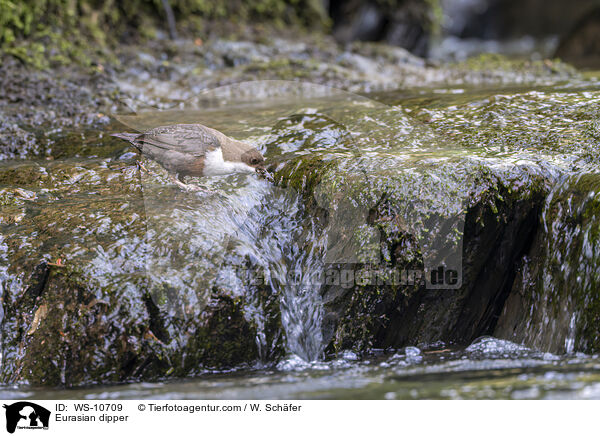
[112,123,268,190]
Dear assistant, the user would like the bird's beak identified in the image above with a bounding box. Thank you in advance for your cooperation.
[256,167,273,181]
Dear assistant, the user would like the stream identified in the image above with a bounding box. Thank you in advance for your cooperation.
[1,338,600,399]
[1,78,599,399]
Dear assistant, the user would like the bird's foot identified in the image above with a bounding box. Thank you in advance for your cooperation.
[169,175,214,193]
[185,184,214,194]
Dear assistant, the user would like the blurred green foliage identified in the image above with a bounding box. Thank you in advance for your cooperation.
[0,0,329,67]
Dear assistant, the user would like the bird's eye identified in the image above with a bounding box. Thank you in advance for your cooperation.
[251,158,259,165]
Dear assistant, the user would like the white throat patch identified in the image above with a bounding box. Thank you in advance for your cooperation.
[204,148,255,176]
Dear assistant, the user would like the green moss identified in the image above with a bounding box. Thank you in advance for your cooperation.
[274,153,336,206]
[456,53,577,77]
[425,0,443,36]
[6,257,275,385]
[572,176,600,352]
[0,191,19,207]
[0,0,329,68]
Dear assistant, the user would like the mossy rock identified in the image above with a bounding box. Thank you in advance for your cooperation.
[0,154,284,386]
[273,146,550,353]
[495,173,600,354]
[5,267,264,386]
[0,0,330,68]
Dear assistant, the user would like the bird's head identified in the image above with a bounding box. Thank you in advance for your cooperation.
[241,149,272,180]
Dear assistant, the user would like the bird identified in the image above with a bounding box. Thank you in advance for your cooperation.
[112,123,269,191]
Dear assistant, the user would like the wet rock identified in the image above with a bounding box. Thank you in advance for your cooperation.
[8,268,264,385]
[0,58,115,160]
[0,33,581,165]
[112,35,578,107]
[0,157,284,386]
[495,174,600,354]
[416,87,600,354]
[276,151,548,352]
[270,86,600,354]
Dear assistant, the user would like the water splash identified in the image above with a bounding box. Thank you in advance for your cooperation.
[254,187,326,362]
[565,313,578,354]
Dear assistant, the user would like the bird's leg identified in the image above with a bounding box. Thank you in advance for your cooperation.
[169,174,192,190]
[169,174,213,193]
[136,160,149,173]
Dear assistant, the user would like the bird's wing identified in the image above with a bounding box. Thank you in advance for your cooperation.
[139,124,221,157]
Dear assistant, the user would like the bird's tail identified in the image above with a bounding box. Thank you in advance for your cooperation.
[112,132,143,152]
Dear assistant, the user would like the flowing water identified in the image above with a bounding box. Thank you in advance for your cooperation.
[2,338,600,399]
[1,79,600,398]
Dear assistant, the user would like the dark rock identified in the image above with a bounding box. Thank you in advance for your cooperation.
[329,0,434,57]
[495,174,600,354]
[278,156,548,352]
[555,7,600,69]
[441,0,598,39]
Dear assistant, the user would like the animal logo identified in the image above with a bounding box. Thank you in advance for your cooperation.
[3,402,50,433]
